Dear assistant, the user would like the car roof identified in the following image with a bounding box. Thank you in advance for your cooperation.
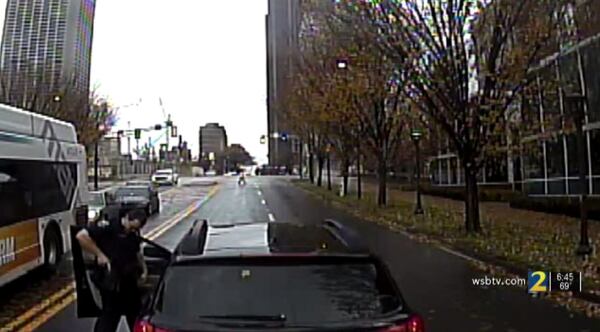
[175,220,369,261]
[90,188,113,194]
[117,185,149,190]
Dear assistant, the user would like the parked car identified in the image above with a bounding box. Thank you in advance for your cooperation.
[87,190,114,223]
[71,219,425,331]
[152,169,178,186]
[114,185,160,215]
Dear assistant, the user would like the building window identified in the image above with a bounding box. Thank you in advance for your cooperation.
[566,133,589,177]
[485,153,508,183]
[545,136,565,178]
[430,160,439,185]
[521,80,542,136]
[540,63,562,132]
[449,157,458,184]
[523,141,544,180]
[566,133,590,194]
[589,129,600,194]
[440,159,448,184]
[546,136,567,194]
[559,51,583,100]
[581,40,600,124]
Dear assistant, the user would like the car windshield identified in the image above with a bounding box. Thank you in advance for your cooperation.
[154,263,399,327]
[115,187,148,198]
[89,193,104,206]
[156,170,172,175]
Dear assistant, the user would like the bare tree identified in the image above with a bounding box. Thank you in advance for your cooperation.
[335,0,564,231]
[0,68,117,148]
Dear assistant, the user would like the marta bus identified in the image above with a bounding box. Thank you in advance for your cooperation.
[0,103,89,286]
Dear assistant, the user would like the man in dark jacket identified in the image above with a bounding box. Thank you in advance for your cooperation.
[76,206,148,332]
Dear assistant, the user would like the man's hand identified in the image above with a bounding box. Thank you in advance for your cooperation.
[97,253,111,272]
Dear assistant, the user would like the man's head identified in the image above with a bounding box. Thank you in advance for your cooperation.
[122,208,148,233]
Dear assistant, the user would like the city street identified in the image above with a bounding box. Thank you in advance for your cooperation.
[15,176,600,332]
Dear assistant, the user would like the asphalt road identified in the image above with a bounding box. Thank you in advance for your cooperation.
[29,176,600,331]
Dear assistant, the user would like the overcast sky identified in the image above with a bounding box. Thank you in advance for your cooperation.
[0,0,269,164]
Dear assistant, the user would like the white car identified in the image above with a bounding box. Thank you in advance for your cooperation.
[152,169,178,186]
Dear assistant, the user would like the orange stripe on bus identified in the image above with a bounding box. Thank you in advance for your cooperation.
[0,219,40,276]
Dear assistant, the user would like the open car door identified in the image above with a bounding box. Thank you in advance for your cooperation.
[70,225,101,318]
[70,226,172,318]
[139,237,173,306]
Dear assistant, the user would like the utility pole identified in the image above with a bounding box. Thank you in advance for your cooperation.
[127,121,132,155]
[94,141,99,190]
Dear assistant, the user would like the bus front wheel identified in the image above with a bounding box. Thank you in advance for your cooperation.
[43,227,62,273]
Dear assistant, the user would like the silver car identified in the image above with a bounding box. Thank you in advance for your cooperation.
[88,190,114,223]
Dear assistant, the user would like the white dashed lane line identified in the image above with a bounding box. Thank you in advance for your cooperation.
[257,190,262,196]
[261,199,266,205]
[268,213,275,222]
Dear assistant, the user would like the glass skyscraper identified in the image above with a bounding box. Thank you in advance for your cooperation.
[0,0,96,97]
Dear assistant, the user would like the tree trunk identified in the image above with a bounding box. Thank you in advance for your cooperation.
[342,159,349,197]
[464,165,481,233]
[327,154,332,191]
[308,152,314,184]
[317,156,324,187]
[299,142,303,179]
[357,153,362,199]
[377,160,387,206]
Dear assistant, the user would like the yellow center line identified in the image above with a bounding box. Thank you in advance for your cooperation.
[11,185,220,332]
[0,284,75,332]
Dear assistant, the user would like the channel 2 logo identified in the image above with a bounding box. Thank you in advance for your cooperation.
[527,271,549,293]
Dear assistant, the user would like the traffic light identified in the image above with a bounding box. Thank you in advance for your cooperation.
[134,128,141,140]
[171,126,178,138]
[260,135,266,144]
[154,124,162,130]
[281,133,288,141]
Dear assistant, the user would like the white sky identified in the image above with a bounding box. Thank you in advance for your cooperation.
[0,0,269,164]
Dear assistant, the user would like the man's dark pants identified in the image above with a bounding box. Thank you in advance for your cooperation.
[94,279,141,332]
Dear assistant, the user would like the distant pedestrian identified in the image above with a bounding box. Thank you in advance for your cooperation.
[76,206,148,332]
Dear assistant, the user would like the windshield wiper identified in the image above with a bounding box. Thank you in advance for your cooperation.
[198,314,287,322]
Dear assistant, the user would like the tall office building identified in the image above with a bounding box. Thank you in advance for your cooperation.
[266,0,302,167]
[199,123,228,174]
[199,123,228,159]
[0,0,96,98]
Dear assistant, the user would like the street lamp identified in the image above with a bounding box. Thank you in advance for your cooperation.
[411,129,424,215]
[336,59,348,69]
[565,93,592,256]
